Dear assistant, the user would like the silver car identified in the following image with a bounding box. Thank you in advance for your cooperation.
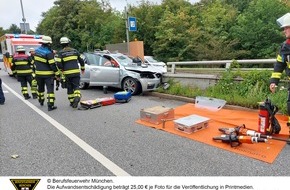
[80,52,162,95]
[144,56,167,74]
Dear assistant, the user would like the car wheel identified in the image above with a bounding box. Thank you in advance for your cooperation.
[79,82,89,89]
[122,77,141,95]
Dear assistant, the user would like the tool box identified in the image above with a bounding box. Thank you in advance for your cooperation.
[174,114,209,134]
[140,106,174,124]
[114,91,131,103]
[80,99,102,109]
[97,97,116,106]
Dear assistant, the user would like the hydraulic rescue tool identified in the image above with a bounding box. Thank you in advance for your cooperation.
[213,134,267,147]
[218,124,290,144]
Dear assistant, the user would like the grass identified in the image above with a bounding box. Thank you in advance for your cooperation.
[158,70,289,115]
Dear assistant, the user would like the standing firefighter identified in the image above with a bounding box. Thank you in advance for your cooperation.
[56,37,85,108]
[270,13,290,126]
[34,36,60,111]
[11,46,37,99]
[29,47,38,97]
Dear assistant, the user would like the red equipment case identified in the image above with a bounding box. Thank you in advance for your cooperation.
[97,97,116,106]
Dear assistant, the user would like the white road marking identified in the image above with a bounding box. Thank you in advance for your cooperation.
[3,90,8,93]
[2,82,130,176]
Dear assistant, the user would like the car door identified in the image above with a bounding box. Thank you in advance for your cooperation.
[88,54,120,86]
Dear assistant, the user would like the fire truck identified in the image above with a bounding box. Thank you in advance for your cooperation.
[0,34,43,76]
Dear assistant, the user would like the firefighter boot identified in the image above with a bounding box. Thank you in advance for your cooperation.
[48,105,57,111]
[72,97,80,108]
[32,93,38,99]
[24,94,31,100]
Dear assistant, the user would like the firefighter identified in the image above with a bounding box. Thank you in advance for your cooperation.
[55,37,85,108]
[270,13,290,125]
[34,36,60,111]
[29,47,37,95]
[11,46,37,100]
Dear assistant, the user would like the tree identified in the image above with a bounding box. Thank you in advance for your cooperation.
[153,5,200,62]
[129,1,164,55]
[6,24,21,34]
[230,0,290,58]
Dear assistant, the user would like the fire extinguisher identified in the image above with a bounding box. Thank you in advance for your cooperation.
[258,98,281,135]
[258,101,270,134]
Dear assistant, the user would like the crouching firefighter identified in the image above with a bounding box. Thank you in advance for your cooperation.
[12,46,38,99]
[34,36,60,111]
[55,37,85,108]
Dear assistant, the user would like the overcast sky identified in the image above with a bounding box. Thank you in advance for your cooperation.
[0,0,199,31]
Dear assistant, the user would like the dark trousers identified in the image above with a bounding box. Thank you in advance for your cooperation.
[36,76,55,106]
[17,75,36,97]
[66,76,81,103]
[0,78,5,104]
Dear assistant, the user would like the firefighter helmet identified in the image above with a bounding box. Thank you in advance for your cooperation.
[41,35,52,44]
[60,37,71,44]
[16,46,25,52]
[277,13,290,28]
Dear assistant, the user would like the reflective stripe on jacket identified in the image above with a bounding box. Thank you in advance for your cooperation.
[270,40,290,85]
[56,47,85,77]
[34,45,59,77]
[11,53,33,76]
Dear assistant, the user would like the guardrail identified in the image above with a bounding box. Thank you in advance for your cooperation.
[167,59,276,74]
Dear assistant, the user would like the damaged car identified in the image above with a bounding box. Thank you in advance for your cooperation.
[79,52,162,95]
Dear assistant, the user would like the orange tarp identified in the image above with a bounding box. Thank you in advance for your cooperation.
[136,103,289,164]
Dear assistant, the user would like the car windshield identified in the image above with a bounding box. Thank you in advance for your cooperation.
[110,54,134,66]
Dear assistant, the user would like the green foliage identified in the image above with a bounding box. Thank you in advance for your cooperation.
[230,0,289,58]
[153,4,199,62]
[159,69,288,114]
[2,0,290,62]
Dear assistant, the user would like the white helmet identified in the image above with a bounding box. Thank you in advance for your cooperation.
[277,13,290,28]
[60,37,71,44]
[16,46,25,52]
[41,35,52,44]
[29,48,35,52]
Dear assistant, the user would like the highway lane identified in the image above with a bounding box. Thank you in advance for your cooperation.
[1,67,290,176]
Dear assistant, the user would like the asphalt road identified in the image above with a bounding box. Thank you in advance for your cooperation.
[1,66,290,177]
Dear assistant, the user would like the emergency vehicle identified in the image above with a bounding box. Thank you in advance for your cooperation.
[0,34,43,76]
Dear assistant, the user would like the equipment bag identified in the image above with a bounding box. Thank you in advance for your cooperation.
[97,97,116,106]
[79,99,102,110]
[114,91,131,103]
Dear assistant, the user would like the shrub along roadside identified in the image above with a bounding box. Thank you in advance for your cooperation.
[157,69,288,115]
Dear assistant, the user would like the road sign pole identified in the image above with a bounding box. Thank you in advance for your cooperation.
[125,6,130,55]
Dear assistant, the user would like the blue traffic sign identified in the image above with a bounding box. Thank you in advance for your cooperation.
[128,17,137,31]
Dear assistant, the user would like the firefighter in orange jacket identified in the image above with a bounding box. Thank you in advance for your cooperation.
[270,13,290,125]
[11,46,37,99]
[55,37,85,108]
[34,36,60,111]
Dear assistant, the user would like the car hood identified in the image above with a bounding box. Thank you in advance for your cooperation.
[124,65,161,73]
[148,62,166,66]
